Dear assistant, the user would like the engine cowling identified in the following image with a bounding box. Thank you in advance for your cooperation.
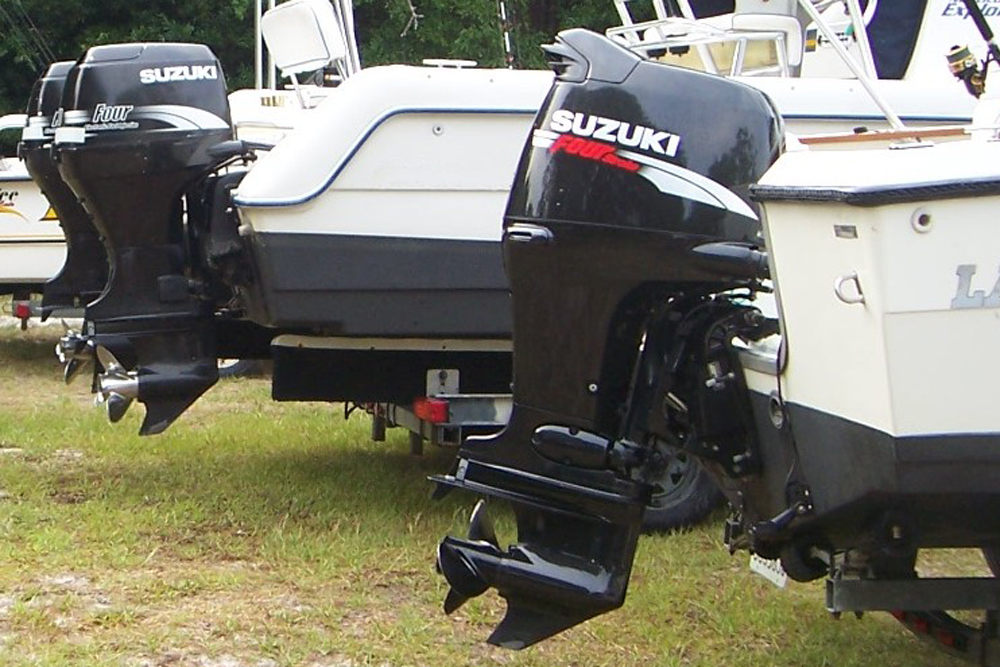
[20,60,108,315]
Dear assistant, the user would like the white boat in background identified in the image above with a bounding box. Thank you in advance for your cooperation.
[5,0,997,312]
[0,112,66,308]
[0,0,356,321]
[9,0,1000,392]
[608,0,998,133]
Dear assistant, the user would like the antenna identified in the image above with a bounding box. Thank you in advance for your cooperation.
[12,0,56,64]
[0,3,45,71]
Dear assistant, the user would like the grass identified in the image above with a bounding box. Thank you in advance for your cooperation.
[0,321,982,666]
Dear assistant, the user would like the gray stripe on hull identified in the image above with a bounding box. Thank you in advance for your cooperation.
[741,391,1000,548]
[244,232,511,337]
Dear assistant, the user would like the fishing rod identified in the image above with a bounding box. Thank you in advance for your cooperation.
[962,0,1000,63]
[497,0,518,68]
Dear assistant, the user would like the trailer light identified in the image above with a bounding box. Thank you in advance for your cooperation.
[414,397,449,424]
[14,301,31,320]
[935,629,955,647]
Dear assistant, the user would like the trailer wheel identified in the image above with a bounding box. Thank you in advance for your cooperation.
[409,431,424,456]
[642,448,724,533]
[889,548,1000,665]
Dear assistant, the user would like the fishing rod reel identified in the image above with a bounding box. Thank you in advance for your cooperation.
[947,43,992,98]
[949,0,1000,98]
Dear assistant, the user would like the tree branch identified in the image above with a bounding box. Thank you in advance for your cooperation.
[400,0,423,37]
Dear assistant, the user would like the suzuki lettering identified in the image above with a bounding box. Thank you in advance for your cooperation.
[548,109,681,157]
[139,65,219,85]
[533,109,756,220]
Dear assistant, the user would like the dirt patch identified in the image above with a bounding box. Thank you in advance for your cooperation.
[49,489,88,505]
[39,574,92,592]
[131,654,281,667]
[0,595,15,618]
[52,449,84,464]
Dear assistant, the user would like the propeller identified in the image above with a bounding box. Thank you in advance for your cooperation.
[437,501,616,649]
[438,500,501,614]
[93,345,138,423]
[55,330,94,384]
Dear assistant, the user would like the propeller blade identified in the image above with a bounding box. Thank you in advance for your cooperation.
[63,356,89,384]
[444,587,469,615]
[106,393,133,423]
[468,500,499,548]
[95,345,123,373]
[437,539,491,615]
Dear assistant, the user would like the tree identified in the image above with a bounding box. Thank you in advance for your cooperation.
[0,0,258,112]
[0,0,620,113]
[357,0,618,69]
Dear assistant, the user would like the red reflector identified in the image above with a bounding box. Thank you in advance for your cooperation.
[414,397,449,424]
[936,629,956,647]
[13,301,30,320]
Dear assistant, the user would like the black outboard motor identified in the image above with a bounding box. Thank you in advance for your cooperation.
[20,61,108,317]
[435,29,781,648]
[52,43,234,435]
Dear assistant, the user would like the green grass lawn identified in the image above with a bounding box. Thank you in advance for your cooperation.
[0,324,979,666]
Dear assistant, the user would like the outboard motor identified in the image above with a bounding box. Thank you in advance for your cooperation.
[52,43,235,434]
[435,29,782,648]
[20,61,108,317]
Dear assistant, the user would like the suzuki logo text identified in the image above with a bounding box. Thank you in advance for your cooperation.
[548,110,681,157]
[139,65,219,84]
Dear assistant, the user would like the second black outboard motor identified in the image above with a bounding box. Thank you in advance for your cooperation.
[20,61,108,318]
[435,29,781,648]
[52,43,234,434]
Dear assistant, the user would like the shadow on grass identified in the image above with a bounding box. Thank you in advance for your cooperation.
[0,328,479,542]
[0,331,64,371]
[20,421,480,546]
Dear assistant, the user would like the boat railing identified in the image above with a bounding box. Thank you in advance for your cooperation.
[606,15,794,77]
[607,0,821,76]
[608,0,903,130]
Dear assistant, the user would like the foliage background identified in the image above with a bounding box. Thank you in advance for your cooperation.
[0,0,625,113]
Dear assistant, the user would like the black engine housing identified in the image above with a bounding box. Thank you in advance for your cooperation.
[20,60,108,315]
[435,28,781,649]
[53,42,234,435]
